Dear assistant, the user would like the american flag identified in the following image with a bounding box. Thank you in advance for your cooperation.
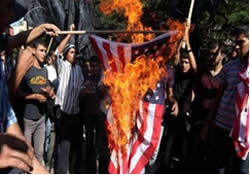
[230,63,249,160]
[89,32,174,173]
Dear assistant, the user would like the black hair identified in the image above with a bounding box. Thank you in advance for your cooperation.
[47,50,54,57]
[234,25,249,38]
[28,38,47,49]
[180,49,189,59]
[207,40,224,54]
[207,40,221,50]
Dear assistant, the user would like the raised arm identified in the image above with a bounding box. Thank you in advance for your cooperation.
[173,42,182,66]
[8,47,34,103]
[57,24,75,54]
[183,21,197,72]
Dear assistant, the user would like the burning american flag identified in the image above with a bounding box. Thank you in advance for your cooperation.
[90,0,184,173]
[89,31,179,173]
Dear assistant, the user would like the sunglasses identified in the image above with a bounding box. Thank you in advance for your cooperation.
[235,40,245,46]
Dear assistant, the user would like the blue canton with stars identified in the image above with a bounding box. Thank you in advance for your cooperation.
[131,33,172,62]
[143,78,165,105]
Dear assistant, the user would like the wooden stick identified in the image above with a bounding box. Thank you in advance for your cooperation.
[187,0,195,23]
[56,30,169,35]
[181,0,195,49]
[47,37,54,54]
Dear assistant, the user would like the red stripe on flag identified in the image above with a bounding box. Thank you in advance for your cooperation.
[128,102,149,168]
[89,36,106,71]
[131,104,164,174]
[245,108,249,150]
[103,42,117,73]
[122,150,128,173]
[117,45,126,72]
[108,156,117,174]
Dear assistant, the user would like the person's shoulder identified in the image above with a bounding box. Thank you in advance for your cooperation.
[222,58,240,70]
[42,65,48,70]
[166,65,175,76]
[75,64,82,69]
[54,49,64,59]
[224,58,239,66]
[166,65,174,72]
[75,64,83,72]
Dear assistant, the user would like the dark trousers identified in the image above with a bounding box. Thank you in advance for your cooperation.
[212,127,249,174]
[95,113,110,173]
[161,117,190,173]
[54,109,83,174]
[85,112,110,173]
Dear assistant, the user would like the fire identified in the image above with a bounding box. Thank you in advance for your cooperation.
[99,0,154,43]
[98,0,185,168]
[104,55,166,154]
[160,19,185,60]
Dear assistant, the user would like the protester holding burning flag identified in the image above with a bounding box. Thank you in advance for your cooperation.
[88,0,186,173]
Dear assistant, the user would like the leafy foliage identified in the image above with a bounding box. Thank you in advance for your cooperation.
[93,0,248,63]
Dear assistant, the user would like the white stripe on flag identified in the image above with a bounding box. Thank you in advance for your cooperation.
[129,103,156,172]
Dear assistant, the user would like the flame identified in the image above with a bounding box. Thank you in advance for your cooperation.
[98,0,185,169]
[104,55,166,154]
[160,19,185,60]
[99,0,154,43]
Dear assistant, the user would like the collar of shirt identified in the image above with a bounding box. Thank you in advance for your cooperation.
[65,59,72,67]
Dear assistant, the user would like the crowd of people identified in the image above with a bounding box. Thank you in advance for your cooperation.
[0,0,249,174]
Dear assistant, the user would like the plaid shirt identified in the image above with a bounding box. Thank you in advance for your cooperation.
[0,58,17,132]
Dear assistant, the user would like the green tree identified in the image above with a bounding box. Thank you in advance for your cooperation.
[94,0,248,62]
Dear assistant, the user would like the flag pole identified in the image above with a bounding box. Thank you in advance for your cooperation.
[187,0,195,23]
[55,30,169,35]
[47,37,54,54]
[181,0,195,49]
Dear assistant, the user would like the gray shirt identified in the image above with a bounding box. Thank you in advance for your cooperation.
[22,66,49,120]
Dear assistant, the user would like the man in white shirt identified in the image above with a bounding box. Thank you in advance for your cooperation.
[53,24,84,174]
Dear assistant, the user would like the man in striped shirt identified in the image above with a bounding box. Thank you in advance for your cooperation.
[54,24,84,174]
[202,26,249,173]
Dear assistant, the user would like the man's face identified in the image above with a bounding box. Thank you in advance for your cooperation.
[180,57,191,73]
[235,33,249,58]
[90,61,101,76]
[66,48,76,64]
[0,0,13,33]
[208,46,223,67]
[33,44,47,63]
